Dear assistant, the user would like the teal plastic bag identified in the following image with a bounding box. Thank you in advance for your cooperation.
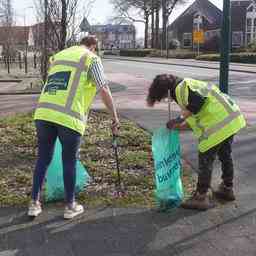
[44,138,91,202]
[152,127,183,210]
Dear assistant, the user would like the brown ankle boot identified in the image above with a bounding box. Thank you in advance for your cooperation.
[181,191,214,211]
[214,183,235,201]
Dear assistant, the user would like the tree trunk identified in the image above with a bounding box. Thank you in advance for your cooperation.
[144,13,149,49]
[155,2,160,49]
[151,0,155,48]
[59,0,67,50]
[162,0,167,50]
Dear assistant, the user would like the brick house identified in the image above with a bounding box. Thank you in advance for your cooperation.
[0,23,59,56]
[231,0,256,48]
[0,26,32,56]
[168,0,222,50]
[80,20,136,49]
[31,22,62,52]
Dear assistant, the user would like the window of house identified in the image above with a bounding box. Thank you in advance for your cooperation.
[108,32,115,41]
[246,18,252,33]
[232,31,243,47]
[183,33,192,47]
[246,33,252,45]
[248,6,254,12]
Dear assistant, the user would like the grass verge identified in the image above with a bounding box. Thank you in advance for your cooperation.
[0,111,194,208]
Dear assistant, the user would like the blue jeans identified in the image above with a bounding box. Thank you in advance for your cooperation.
[31,120,82,204]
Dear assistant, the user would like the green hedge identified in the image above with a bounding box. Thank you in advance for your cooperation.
[119,49,152,57]
[103,50,120,56]
[168,52,197,59]
[196,53,256,63]
[150,50,197,59]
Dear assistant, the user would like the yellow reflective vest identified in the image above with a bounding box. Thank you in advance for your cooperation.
[175,78,246,153]
[34,46,99,135]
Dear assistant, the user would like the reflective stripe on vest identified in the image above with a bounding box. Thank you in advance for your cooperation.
[180,81,187,108]
[180,82,241,141]
[37,53,88,122]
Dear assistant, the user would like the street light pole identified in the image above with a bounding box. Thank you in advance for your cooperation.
[219,0,231,94]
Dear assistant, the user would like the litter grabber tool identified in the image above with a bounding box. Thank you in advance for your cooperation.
[112,134,125,197]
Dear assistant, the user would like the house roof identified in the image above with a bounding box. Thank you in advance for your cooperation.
[231,0,254,7]
[0,26,30,45]
[169,0,222,30]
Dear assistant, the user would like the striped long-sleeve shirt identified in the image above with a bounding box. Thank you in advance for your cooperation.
[88,59,107,90]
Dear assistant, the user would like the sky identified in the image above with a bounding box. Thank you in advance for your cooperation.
[13,0,223,37]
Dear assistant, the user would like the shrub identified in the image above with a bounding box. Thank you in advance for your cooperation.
[196,54,220,61]
[247,41,256,52]
[120,49,152,57]
[103,50,119,56]
[168,52,197,59]
[169,39,180,50]
[149,49,197,59]
[196,52,256,63]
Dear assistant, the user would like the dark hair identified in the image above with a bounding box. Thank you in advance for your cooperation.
[147,74,178,106]
[80,35,98,47]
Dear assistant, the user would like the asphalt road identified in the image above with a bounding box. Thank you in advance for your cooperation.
[103,58,256,100]
[1,57,256,116]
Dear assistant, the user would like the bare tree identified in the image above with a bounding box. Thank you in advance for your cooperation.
[34,0,96,51]
[111,0,152,48]
[155,1,160,49]
[162,0,187,49]
[0,0,14,72]
[33,0,96,80]
[68,0,96,46]
[150,0,161,49]
[47,0,79,51]
[151,0,155,48]
[0,0,13,26]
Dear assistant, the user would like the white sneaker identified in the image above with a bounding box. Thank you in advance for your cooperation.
[64,202,84,219]
[28,201,42,217]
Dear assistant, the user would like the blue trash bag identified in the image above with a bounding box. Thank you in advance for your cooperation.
[152,127,183,210]
[44,138,91,202]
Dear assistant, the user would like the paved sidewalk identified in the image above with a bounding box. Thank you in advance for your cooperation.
[1,71,256,255]
[0,78,38,94]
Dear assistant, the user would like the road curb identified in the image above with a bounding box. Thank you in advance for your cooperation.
[0,82,126,96]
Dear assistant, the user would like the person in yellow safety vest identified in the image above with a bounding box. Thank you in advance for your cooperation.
[28,36,120,219]
[147,74,246,211]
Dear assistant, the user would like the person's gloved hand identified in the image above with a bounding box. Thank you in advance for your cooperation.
[166,116,185,130]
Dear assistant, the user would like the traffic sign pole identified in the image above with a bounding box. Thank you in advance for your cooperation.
[219,0,231,94]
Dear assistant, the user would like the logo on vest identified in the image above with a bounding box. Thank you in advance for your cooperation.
[44,71,71,94]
